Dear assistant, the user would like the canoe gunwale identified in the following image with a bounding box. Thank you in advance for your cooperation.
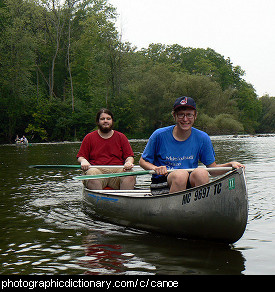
[83,168,243,199]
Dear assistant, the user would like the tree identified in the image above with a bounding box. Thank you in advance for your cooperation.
[71,0,118,109]
[257,95,275,133]
[234,82,261,133]
[64,0,78,112]
[0,0,272,143]
[137,64,175,134]
[0,0,37,142]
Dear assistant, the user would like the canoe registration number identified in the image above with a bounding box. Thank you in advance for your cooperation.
[182,183,222,205]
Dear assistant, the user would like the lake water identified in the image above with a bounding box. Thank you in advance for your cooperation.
[0,135,274,275]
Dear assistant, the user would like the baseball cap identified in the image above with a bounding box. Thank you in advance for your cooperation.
[173,96,196,110]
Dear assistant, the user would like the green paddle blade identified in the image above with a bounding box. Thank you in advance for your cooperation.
[72,167,234,180]
[29,165,82,169]
[73,170,153,180]
[29,165,138,169]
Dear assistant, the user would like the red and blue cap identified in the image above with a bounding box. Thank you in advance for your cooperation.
[173,96,196,110]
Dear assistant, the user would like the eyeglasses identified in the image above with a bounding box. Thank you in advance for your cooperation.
[176,113,195,119]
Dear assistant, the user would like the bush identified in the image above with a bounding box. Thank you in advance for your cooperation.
[195,113,244,135]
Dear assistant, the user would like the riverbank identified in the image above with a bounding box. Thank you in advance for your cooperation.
[2,133,275,145]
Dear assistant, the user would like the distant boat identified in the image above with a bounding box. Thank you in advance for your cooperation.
[15,141,29,146]
[83,168,248,244]
[15,135,29,146]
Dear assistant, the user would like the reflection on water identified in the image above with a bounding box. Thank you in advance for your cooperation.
[0,136,275,274]
[79,232,245,275]
[81,241,127,275]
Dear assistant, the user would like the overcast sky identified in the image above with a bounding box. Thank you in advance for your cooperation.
[109,0,275,97]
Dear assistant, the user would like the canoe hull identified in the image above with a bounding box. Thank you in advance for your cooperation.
[83,168,248,243]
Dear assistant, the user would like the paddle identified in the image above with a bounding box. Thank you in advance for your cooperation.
[73,167,234,180]
[29,165,141,169]
[29,165,82,169]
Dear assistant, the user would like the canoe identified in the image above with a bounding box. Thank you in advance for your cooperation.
[82,168,248,244]
[15,141,28,146]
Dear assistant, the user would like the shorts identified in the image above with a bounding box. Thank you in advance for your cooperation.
[84,167,126,189]
[150,174,191,195]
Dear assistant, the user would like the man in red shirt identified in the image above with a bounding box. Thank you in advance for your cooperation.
[77,108,135,190]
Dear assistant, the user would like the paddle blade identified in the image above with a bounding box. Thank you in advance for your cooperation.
[29,165,82,169]
[73,170,152,180]
[29,165,140,169]
[72,167,234,180]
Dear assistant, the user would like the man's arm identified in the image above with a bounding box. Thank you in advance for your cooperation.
[207,161,245,169]
[206,161,245,176]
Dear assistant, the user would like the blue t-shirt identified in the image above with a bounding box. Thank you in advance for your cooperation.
[142,126,215,177]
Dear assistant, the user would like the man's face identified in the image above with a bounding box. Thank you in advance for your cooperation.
[174,107,197,131]
[97,113,113,133]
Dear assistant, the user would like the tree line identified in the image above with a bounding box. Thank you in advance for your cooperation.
[0,0,274,143]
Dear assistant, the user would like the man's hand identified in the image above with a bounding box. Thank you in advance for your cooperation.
[79,158,91,171]
[123,161,134,171]
[153,165,168,176]
[231,161,245,169]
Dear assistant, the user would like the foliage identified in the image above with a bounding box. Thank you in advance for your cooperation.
[257,95,275,133]
[195,113,244,135]
[0,0,273,143]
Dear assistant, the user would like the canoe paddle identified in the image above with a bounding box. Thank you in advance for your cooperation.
[29,165,141,169]
[29,165,82,169]
[73,167,234,180]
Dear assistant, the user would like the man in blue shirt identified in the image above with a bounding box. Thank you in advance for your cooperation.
[139,96,244,194]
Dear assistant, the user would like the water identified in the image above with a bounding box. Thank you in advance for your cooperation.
[0,136,274,275]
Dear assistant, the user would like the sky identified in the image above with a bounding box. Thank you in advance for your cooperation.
[108,0,275,97]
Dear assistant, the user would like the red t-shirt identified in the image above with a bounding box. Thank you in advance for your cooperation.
[77,130,134,165]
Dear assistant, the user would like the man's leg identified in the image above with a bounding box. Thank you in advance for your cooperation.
[108,168,136,190]
[85,168,106,190]
[120,175,136,190]
[167,169,189,193]
[189,168,209,187]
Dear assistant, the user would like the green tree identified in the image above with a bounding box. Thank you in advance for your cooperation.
[257,95,275,133]
[0,0,38,142]
[137,64,175,135]
[71,0,118,109]
[171,74,239,117]
[0,0,272,143]
[234,82,261,133]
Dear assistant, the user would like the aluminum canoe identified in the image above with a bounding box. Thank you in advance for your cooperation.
[82,168,248,243]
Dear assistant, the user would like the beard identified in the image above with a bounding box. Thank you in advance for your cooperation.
[98,123,113,133]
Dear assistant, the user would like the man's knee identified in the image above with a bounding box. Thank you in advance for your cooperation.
[168,170,189,185]
[169,169,189,178]
[190,168,209,186]
[120,175,136,189]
